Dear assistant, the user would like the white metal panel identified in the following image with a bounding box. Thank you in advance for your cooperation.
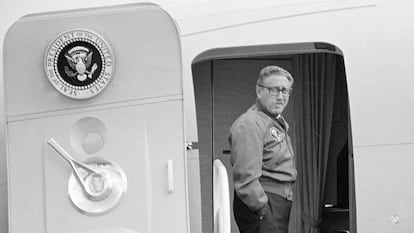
[354,144,414,232]
[170,0,376,36]
[7,101,188,233]
[3,4,182,117]
[4,3,190,233]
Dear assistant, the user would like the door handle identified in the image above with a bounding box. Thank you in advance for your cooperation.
[167,160,174,193]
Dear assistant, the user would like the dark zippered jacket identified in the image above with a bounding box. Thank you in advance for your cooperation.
[229,100,297,215]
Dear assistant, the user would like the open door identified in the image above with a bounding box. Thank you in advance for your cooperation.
[192,42,355,233]
[4,3,188,233]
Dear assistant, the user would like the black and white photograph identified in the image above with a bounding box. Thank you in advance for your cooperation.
[0,0,413,233]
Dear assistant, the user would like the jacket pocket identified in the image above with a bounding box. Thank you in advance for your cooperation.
[263,139,289,169]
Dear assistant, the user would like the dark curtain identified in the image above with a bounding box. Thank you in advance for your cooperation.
[293,53,337,233]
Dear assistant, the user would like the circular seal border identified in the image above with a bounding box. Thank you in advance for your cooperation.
[44,29,115,99]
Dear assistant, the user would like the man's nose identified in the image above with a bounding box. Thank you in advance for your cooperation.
[275,91,284,99]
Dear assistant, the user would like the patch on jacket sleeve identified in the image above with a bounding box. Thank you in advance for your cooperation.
[270,127,282,142]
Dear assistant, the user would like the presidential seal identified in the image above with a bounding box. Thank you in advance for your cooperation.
[45,29,114,99]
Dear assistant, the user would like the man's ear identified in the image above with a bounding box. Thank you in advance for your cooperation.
[256,85,262,98]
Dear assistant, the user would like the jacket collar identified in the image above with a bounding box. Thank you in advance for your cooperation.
[255,99,289,131]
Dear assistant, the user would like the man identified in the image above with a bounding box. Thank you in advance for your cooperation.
[229,65,297,233]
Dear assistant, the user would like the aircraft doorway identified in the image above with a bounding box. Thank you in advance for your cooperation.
[192,43,356,233]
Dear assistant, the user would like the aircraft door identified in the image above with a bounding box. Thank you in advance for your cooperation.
[4,4,188,233]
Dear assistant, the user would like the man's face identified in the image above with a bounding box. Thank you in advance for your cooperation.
[257,74,292,116]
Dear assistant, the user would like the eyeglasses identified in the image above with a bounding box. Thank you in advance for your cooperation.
[258,85,292,96]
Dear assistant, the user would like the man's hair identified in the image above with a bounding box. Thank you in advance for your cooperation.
[256,65,294,86]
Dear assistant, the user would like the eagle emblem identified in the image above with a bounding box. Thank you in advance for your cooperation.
[45,29,114,99]
[64,46,98,81]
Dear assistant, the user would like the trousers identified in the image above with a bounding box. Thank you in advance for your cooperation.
[233,191,292,233]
